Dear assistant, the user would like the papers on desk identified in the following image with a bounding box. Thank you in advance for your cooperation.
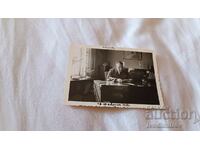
[124,83,144,87]
[107,82,129,86]
[98,81,129,86]
[124,83,135,86]
[95,80,145,87]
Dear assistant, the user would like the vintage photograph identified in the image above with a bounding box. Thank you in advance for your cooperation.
[65,46,164,109]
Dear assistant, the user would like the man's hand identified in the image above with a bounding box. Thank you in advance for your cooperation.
[116,78,122,83]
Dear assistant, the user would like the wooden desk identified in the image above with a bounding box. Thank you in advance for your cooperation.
[69,79,95,101]
[93,80,159,104]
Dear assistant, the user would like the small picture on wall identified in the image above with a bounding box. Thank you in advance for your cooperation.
[64,45,164,109]
[123,51,142,60]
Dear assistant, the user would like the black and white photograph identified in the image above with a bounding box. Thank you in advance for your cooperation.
[65,46,164,109]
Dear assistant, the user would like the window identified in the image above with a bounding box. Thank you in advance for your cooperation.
[71,48,95,78]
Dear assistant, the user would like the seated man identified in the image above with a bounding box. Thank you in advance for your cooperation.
[107,61,131,83]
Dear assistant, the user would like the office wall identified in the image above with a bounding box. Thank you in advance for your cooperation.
[106,51,153,70]
[93,49,108,79]
[91,49,154,79]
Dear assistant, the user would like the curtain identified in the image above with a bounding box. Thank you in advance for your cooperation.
[71,48,95,78]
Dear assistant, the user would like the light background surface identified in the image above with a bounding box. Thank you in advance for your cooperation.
[0,18,200,130]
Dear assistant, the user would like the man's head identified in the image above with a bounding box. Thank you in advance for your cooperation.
[115,61,123,73]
